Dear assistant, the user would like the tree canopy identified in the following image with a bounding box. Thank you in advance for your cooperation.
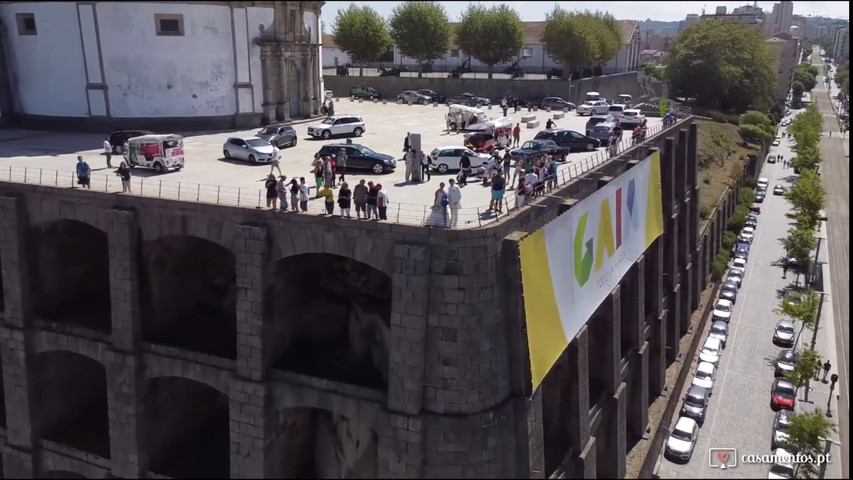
[454,4,524,78]
[664,20,776,111]
[794,65,818,92]
[775,288,820,331]
[786,410,836,478]
[835,64,849,97]
[388,1,451,75]
[739,110,775,144]
[785,169,825,229]
[332,5,392,65]
[541,8,622,73]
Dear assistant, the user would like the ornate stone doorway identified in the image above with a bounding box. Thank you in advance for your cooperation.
[287,60,302,119]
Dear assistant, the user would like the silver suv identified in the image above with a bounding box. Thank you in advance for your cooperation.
[307,115,365,140]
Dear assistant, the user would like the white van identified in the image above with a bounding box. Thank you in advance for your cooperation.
[124,134,184,174]
[447,104,488,130]
[585,91,601,102]
[618,94,633,106]
[608,104,627,120]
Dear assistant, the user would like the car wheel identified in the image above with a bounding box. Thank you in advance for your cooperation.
[290,138,297,147]
[115,144,123,154]
[153,162,164,174]
[372,163,385,174]
[437,163,449,174]
[586,143,595,151]
[417,98,425,105]
[322,130,332,140]
[249,155,256,163]
[353,127,364,137]
[223,150,231,159]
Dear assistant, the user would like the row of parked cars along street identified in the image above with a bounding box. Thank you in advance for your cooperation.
[665,147,802,478]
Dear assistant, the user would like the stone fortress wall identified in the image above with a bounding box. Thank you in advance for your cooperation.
[0,118,739,479]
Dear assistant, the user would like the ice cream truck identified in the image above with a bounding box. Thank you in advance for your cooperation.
[123,134,185,174]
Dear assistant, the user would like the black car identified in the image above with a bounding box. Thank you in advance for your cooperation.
[108,130,154,153]
[767,154,777,164]
[417,89,445,103]
[540,96,576,111]
[255,123,297,148]
[510,139,570,162]
[349,85,381,100]
[534,129,601,152]
[447,92,491,106]
[316,144,396,174]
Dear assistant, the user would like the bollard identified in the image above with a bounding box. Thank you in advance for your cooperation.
[488,105,492,110]
[546,107,551,112]
[526,120,540,129]
[553,112,565,120]
[532,106,539,112]
[350,97,355,102]
[383,100,387,104]
[358,99,362,103]
[373,98,378,103]
[433,102,438,107]
[520,114,536,122]
[563,107,569,112]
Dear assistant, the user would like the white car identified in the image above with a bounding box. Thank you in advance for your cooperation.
[607,103,627,120]
[768,448,795,478]
[692,361,717,391]
[739,231,755,244]
[619,109,646,126]
[772,138,781,146]
[429,146,490,173]
[729,266,745,279]
[665,417,699,462]
[222,137,275,163]
[699,337,723,366]
[731,257,747,271]
[576,100,609,116]
[306,115,365,140]
[758,177,770,189]
[712,299,734,322]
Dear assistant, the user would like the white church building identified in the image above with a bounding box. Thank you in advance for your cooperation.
[0,1,325,131]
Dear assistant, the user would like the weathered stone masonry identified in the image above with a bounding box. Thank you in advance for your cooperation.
[0,120,706,479]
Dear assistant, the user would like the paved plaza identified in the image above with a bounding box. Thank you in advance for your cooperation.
[0,101,663,227]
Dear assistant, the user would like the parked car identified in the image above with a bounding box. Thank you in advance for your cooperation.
[770,378,796,410]
[665,417,699,462]
[108,130,154,154]
[255,123,297,148]
[619,109,646,127]
[576,100,609,116]
[726,270,743,288]
[772,138,781,146]
[417,89,445,103]
[709,321,730,348]
[773,319,797,347]
[590,121,619,142]
[534,129,601,152]
[692,361,717,391]
[767,154,777,164]
[585,115,613,136]
[771,410,792,450]
[698,337,723,366]
[758,177,770,189]
[540,96,576,110]
[316,144,396,174]
[738,230,755,243]
[463,132,498,153]
[349,85,381,100]
[732,256,747,271]
[510,139,569,162]
[774,350,799,378]
[734,244,749,261]
[773,185,786,195]
[397,90,431,104]
[447,92,491,106]
[223,137,276,163]
[745,216,758,229]
[680,385,711,425]
[768,448,795,478]
[429,146,489,173]
[307,115,365,140]
[719,281,738,303]
[755,190,766,203]
[712,299,734,323]
[607,103,628,120]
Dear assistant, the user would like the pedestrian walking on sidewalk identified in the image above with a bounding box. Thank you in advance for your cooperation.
[103,137,113,168]
[823,360,832,382]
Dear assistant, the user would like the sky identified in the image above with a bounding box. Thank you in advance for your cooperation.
[321,1,850,27]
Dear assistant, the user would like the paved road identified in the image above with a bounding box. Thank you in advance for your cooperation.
[657,106,841,478]
[812,48,850,478]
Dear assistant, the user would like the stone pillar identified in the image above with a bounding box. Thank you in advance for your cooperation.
[276,52,288,121]
[377,413,425,478]
[598,383,627,479]
[667,285,682,363]
[675,129,689,202]
[628,342,649,438]
[235,224,268,381]
[602,287,621,395]
[109,208,141,352]
[649,312,666,397]
[387,242,429,415]
[260,51,276,124]
[620,261,643,354]
[661,138,676,219]
[566,327,592,477]
[229,377,272,478]
[106,351,144,478]
[0,195,36,477]
[645,239,662,318]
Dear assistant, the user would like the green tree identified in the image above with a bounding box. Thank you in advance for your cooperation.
[454,4,524,79]
[791,143,821,172]
[541,9,622,75]
[775,288,820,339]
[659,96,670,117]
[664,20,776,111]
[783,226,817,283]
[388,1,451,77]
[791,81,805,104]
[739,110,775,145]
[786,410,837,479]
[332,5,392,74]
[794,66,817,92]
[784,348,821,402]
[785,170,825,229]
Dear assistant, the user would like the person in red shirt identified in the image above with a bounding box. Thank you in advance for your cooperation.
[512,123,521,147]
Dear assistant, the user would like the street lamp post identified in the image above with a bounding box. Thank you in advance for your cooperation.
[825,373,838,417]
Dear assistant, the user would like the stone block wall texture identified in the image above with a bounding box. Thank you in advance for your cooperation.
[0,119,712,479]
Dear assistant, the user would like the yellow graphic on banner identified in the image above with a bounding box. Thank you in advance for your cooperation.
[645,152,664,243]
[519,229,567,389]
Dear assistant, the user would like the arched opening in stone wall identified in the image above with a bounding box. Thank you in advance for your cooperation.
[27,220,111,332]
[139,236,237,359]
[32,351,110,458]
[266,254,391,391]
[42,471,88,479]
[266,407,378,478]
[144,377,229,478]
[541,352,572,477]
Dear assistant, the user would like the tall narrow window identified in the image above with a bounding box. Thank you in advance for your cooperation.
[155,14,184,36]
[16,13,37,36]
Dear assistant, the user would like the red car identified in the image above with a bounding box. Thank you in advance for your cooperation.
[464,132,497,153]
[771,378,796,410]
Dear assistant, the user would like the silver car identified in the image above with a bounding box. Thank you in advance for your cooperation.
[773,319,797,347]
[223,137,275,163]
[719,280,738,303]
[775,350,799,378]
[397,90,431,104]
[709,321,729,348]
[666,416,699,462]
[771,410,792,450]
[680,385,711,425]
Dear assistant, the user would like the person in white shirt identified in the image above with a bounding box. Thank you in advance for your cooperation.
[446,178,462,228]
[421,150,431,181]
[269,145,282,175]
[376,184,389,220]
[103,138,113,168]
[298,177,310,212]
[524,170,539,197]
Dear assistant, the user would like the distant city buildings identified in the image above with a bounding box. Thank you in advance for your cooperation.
[699,6,764,31]
[765,32,800,103]
[764,1,794,37]
[832,26,849,64]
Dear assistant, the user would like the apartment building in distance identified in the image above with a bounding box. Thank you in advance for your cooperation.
[833,26,849,64]
[700,6,763,31]
[765,32,800,103]
[763,1,794,38]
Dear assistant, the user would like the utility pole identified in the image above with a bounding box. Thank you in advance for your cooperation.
[818,435,841,479]
[810,291,827,349]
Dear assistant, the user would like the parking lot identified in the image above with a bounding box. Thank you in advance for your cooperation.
[0,101,662,227]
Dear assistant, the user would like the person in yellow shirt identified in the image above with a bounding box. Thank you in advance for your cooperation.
[319,184,335,214]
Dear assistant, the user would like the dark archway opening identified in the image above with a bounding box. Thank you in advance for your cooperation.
[42,471,88,479]
[541,352,572,477]
[266,254,391,391]
[28,220,111,332]
[32,351,110,458]
[266,408,377,478]
[139,236,237,359]
[144,377,229,478]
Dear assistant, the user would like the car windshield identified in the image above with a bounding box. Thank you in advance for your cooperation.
[623,111,637,117]
[723,282,737,291]
[671,428,692,441]
[259,126,277,134]
[711,324,727,335]
[770,465,794,475]
[594,125,612,132]
[777,417,791,431]
[521,141,536,149]
[778,324,795,334]
[776,383,795,396]
[701,346,718,355]
[321,118,335,124]
[246,139,269,147]
[685,395,704,407]
[780,352,797,363]
[696,370,711,380]
[357,146,375,156]
[716,303,731,312]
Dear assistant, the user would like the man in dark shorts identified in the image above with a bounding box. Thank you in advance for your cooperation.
[76,156,91,189]
[353,179,368,219]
